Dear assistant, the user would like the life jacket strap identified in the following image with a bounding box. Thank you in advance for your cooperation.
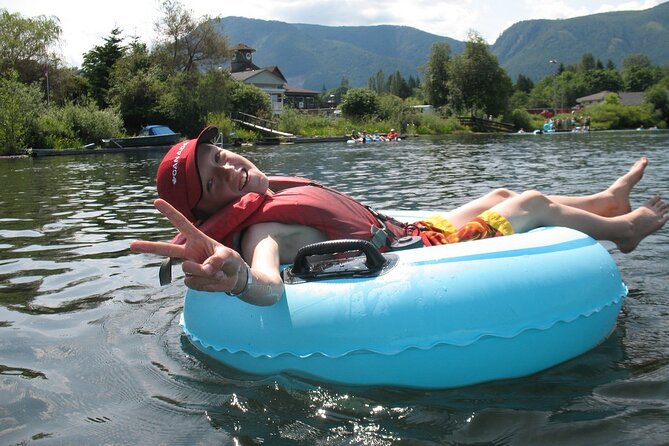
[365,206,424,250]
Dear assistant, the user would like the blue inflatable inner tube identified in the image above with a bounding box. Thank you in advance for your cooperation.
[181,217,627,389]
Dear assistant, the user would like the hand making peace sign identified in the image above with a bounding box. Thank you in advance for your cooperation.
[130,199,246,293]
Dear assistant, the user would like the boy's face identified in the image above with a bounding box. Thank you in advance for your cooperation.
[194,144,269,217]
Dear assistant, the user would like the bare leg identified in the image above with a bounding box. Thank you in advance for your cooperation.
[492,190,668,253]
[547,157,648,217]
[442,157,649,227]
[444,188,516,228]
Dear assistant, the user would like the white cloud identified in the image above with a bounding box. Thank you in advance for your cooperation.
[595,0,664,13]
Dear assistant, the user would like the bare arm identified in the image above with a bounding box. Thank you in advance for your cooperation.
[130,199,326,306]
[129,199,283,306]
[239,222,329,305]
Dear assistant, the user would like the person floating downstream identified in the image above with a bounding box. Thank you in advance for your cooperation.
[131,127,668,306]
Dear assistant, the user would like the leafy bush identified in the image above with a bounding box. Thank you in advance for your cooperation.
[645,84,669,124]
[508,108,543,132]
[65,103,124,143]
[376,94,424,132]
[277,108,305,135]
[413,113,464,134]
[30,103,124,149]
[205,112,236,142]
[340,88,380,121]
[588,94,656,130]
[33,111,78,149]
[228,81,272,119]
[278,108,351,136]
[0,73,44,154]
[205,112,260,142]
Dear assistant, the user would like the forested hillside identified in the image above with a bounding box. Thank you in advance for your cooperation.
[493,1,669,81]
[217,2,669,88]
[217,17,462,89]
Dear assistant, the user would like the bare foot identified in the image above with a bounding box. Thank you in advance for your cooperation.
[615,195,668,253]
[601,157,648,217]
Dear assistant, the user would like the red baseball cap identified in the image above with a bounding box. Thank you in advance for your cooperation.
[156,126,219,222]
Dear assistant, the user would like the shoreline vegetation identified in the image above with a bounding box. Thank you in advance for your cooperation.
[15,126,668,159]
[1,4,668,157]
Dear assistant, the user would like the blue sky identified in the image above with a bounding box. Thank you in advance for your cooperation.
[1,0,665,66]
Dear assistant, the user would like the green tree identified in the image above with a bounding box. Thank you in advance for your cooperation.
[81,27,125,108]
[0,9,61,83]
[622,53,663,91]
[197,68,233,115]
[509,90,530,110]
[107,41,166,133]
[555,70,589,108]
[447,31,512,116]
[157,72,205,136]
[322,77,351,106]
[645,84,669,124]
[340,88,380,121]
[581,53,596,71]
[407,75,420,95]
[583,68,623,93]
[515,74,534,93]
[153,0,229,73]
[0,72,43,154]
[47,65,88,106]
[423,41,451,108]
[368,69,386,94]
[387,70,412,99]
[227,81,272,119]
[0,9,64,106]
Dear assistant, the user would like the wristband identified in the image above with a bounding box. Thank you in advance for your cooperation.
[225,262,252,298]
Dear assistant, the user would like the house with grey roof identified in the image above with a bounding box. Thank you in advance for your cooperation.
[229,43,320,115]
[576,91,647,108]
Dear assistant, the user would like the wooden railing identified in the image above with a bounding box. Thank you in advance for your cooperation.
[231,111,278,133]
[231,111,295,138]
[458,116,516,133]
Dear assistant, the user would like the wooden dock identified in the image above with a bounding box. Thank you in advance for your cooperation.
[231,112,295,139]
[458,116,516,133]
[28,145,174,157]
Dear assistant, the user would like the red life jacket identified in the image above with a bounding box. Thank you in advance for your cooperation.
[171,176,404,249]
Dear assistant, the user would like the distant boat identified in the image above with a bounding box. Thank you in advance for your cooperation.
[102,125,181,148]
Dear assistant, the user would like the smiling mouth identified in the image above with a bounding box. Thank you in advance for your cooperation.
[240,169,249,190]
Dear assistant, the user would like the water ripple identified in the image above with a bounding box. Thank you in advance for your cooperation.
[1,132,668,444]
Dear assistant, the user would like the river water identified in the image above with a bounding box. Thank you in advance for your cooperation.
[1,130,668,445]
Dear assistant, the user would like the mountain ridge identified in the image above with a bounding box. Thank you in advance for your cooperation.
[216,2,669,90]
[495,2,669,80]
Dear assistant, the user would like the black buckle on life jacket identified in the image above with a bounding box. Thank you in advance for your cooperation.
[366,206,425,251]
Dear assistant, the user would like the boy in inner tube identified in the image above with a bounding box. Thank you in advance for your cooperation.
[131,127,668,306]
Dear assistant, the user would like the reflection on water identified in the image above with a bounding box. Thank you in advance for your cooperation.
[1,131,668,444]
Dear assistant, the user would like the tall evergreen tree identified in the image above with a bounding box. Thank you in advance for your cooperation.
[515,74,534,93]
[368,69,386,94]
[107,40,163,133]
[388,70,411,99]
[81,28,125,108]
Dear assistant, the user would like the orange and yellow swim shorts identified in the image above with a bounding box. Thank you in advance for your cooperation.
[410,211,514,246]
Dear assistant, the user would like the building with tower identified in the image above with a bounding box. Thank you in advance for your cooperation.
[229,43,320,116]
